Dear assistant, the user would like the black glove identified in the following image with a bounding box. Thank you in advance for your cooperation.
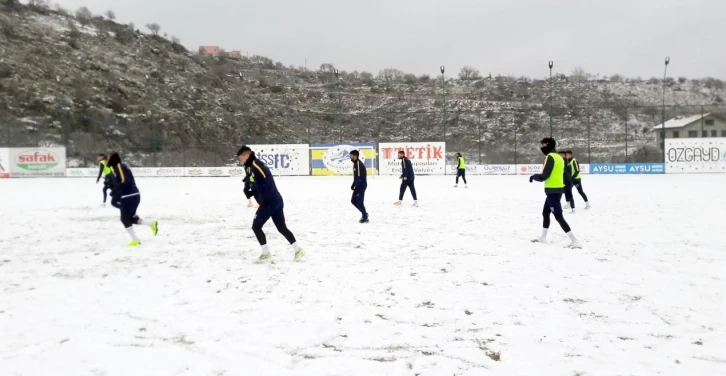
[351,184,355,191]
[529,175,535,183]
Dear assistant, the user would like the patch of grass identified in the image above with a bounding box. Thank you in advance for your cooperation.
[486,351,501,361]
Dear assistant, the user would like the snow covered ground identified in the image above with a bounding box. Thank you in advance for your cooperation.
[1,174,725,376]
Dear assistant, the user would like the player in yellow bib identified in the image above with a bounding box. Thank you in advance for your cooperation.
[96,153,114,206]
[454,153,467,188]
[528,138,581,249]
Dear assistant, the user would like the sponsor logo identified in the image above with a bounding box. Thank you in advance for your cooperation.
[321,145,364,174]
[380,144,443,159]
[68,169,85,176]
[208,168,224,176]
[15,150,59,171]
[229,167,245,176]
[134,168,154,176]
[156,168,183,176]
[258,153,291,169]
[666,147,726,162]
[589,163,664,174]
[518,165,542,174]
[188,168,203,176]
[483,165,512,172]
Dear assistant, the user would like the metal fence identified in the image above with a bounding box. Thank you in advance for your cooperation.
[1,104,725,167]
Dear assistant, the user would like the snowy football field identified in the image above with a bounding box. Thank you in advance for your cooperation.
[1,174,725,375]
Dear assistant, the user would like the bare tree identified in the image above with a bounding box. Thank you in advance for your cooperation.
[128,22,135,30]
[571,66,586,82]
[105,10,116,21]
[377,68,404,84]
[360,71,373,80]
[146,23,161,36]
[171,35,180,44]
[75,6,93,26]
[319,63,335,72]
[458,66,481,81]
[54,4,69,15]
[404,73,417,85]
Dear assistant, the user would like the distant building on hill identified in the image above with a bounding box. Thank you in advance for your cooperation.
[198,46,242,59]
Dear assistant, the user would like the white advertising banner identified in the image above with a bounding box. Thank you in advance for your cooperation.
[9,147,66,177]
[446,164,516,175]
[378,142,446,175]
[66,168,98,177]
[248,144,310,176]
[0,148,9,178]
[516,164,542,174]
[515,162,589,175]
[665,138,726,173]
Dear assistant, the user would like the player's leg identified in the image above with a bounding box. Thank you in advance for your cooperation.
[455,170,460,186]
[357,187,368,222]
[575,180,590,208]
[120,196,141,246]
[251,205,273,261]
[564,185,574,210]
[128,195,158,235]
[270,204,304,261]
[409,180,418,202]
[461,170,467,185]
[547,193,580,248]
[533,198,551,243]
[395,180,407,205]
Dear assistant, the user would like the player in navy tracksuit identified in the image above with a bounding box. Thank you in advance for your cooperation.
[559,150,575,212]
[349,150,368,223]
[237,146,304,262]
[394,151,418,206]
[107,152,158,246]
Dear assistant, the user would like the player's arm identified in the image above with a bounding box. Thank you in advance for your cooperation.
[96,163,104,183]
[572,160,580,180]
[531,156,554,182]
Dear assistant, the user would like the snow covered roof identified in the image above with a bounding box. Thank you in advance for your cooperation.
[653,113,711,130]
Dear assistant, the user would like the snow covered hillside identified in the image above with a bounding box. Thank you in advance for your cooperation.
[1,175,725,375]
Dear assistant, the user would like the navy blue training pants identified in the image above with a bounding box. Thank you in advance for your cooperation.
[399,180,418,201]
[120,195,140,228]
[573,179,588,202]
[351,186,367,217]
[542,192,571,232]
[252,199,296,246]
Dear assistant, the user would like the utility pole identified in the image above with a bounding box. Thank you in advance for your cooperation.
[661,57,670,162]
[441,65,447,175]
[548,61,554,137]
[334,68,341,143]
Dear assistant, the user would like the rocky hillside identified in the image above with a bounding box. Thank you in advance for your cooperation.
[1,0,725,166]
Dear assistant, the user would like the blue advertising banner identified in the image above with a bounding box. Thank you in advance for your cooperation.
[589,163,665,174]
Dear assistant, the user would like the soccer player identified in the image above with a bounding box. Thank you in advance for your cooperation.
[107,152,158,246]
[565,150,591,210]
[559,150,575,213]
[349,150,368,223]
[242,166,259,208]
[394,150,418,206]
[529,138,581,249]
[95,153,114,206]
[454,152,467,188]
[237,146,304,263]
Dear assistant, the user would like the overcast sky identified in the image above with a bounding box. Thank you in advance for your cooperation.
[54,0,725,79]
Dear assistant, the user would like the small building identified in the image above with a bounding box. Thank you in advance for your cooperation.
[198,46,220,56]
[653,113,726,139]
[226,50,242,58]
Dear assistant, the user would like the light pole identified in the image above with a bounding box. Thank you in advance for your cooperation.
[548,61,554,138]
[661,57,670,161]
[440,65,446,141]
[334,68,341,143]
